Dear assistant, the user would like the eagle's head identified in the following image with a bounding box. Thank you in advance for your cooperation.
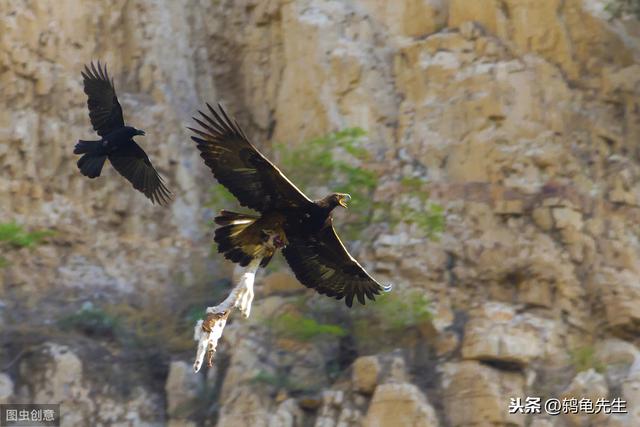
[318,193,352,210]
[336,193,351,208]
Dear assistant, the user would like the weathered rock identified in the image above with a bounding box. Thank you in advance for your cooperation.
[168,420,198,427]
[363,383,438,427]
[596,339,639,387]
[312,389,364,427]
[620,356,640,427]
[165,360,203,420]
[594,268,640,334]
[217,387,272,427]
[560,369,609,427]
[0,373,13,404]
[529,420,555,427]
[15,343,163,426]
[386,355,410,384]
[360,0,448,38]
[352,356,380,394]
[268,398,304,427]
[461,302,559,368]
[18,343,84,405]
[442,361,525,426]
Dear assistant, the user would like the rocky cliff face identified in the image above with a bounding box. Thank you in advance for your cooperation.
[2,0,640,426]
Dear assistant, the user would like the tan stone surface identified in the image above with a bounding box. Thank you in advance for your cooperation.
[621,357,640,426]
[461,301,560,367]
[352,355,381,394]
[363,383,439,427]
[560,369,609,427]
[165,361,203,419]
[442,361,525,426]
[595,268,640,334]
[16,343,162,426]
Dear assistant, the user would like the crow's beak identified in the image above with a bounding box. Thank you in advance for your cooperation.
[137,130,146,136]
[339,194,351,208]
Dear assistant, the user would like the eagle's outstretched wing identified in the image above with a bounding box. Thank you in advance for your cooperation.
[282,220,391,307]
[108,141,172,206]
[189,104,313,212]
[82,61,124,137]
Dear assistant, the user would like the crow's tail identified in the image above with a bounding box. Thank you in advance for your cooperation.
[75,140,107,178]
[77,154,107,178]
[74,139,102,155]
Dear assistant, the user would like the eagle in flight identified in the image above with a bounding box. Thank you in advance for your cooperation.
[73,62,172,205]
[189,104,391,307]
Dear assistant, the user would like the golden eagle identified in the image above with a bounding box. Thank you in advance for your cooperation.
[189,104,391,307]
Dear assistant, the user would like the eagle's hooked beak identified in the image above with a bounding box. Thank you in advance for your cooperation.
[338,193,351,208]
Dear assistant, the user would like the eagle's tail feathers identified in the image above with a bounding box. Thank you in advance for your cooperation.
[214,210,259,226]
[214,210,267,267]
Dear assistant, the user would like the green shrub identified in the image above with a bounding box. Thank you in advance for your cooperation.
[268,312,347,342]
[356,291,432,334]
[0,222,54,249]
[371,289,432,331]
[58,306,121,338]
[570,346,605,373]
[0,222,54,268]
[351,290,432,352]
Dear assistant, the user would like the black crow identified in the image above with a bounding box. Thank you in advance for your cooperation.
[74,62,171,205]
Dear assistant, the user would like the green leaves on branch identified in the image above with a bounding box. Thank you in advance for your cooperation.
[0,222,54,248]
[0,222,54,268]
[268,312,347,342]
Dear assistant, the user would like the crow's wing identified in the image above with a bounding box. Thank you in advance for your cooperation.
[108,141,172,206]
[189,104,313,212]
[82,61,124,137]
[282,219,391,307]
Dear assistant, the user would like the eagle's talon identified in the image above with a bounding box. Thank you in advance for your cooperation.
[233,279,255,318]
